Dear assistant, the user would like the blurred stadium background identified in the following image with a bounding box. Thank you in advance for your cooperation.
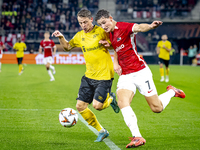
[0,0,200,65]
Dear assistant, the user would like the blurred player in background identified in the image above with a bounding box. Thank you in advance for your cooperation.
[52,9,119,142]
[156,34,172,82]
[39,31,56,81]
[96,9,185,148]
[0,40,5,72]
[13,38,27,75]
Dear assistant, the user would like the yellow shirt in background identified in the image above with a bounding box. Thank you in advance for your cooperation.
[157,40,172,60]
[13,42,27,58]
[69,25,114,80]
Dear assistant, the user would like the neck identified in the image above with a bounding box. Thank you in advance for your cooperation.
[111,21,117,32]
[85,24,94,33]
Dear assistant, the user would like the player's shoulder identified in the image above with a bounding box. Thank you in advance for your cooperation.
[50,39,55,43]
[40,39,44,43]
[94,25,106,34]
[117,22,135,28]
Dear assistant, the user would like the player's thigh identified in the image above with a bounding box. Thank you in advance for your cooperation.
[76,76,94,105]
[43,57,53,65]
[46,62,51,68]
[135,67,158,97]
[158,58,164,67]
[93,79,113,104]
[17,57,23,64]
[117,89,134,109]
[163,59,169,68]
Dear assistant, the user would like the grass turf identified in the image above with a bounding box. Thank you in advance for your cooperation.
[0,64,200,150]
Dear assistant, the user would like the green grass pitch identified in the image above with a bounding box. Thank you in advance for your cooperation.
[0,64,200,150]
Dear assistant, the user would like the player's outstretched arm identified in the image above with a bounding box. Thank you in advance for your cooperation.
[133,21,163,33]
[52,30,72,51]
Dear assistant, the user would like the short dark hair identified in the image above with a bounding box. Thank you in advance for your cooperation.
[95,9,110,22]
[77,9,92,19]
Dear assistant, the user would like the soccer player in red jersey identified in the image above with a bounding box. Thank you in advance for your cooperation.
[0,40,5,72]
[39,31,57,81]
[96,9,186,148]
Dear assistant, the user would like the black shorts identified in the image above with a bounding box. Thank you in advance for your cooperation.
[17,57,23,65]
[76,76,113,104]
[158,58,169,67]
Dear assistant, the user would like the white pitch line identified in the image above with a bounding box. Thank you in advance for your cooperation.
[0,108,121,150]
[78,113,121,150]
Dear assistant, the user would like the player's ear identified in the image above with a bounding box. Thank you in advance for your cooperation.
[91,17,93,22]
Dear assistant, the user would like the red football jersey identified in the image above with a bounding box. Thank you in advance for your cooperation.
[109,22,146,75]
[0,41,3,54]
[40,39,55,57]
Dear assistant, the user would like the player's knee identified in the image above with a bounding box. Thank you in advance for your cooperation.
[76,103,86,112]
[151,106,163,113]
[92,99,103,110]
[93,103,102,111]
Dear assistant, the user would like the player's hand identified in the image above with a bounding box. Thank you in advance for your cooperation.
[150,21,163,29]
[52,30,64,38]
[99,40,110,47]
[114,63,122,76]
[52,52,56,56]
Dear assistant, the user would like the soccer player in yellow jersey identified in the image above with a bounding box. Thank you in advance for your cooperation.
[52,9,119,142]
[13,38,27,75]
[156,34,172,82]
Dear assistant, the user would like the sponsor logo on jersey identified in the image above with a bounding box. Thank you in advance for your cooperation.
[82,38,85,41]
[93,34,99,38]
[117,37,121,42]
[116,44,124,52]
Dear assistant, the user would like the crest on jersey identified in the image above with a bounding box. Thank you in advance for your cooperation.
[117,37,121,42]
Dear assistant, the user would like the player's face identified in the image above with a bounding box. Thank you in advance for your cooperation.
[78,17,93,33]
[44,33,50,39]
[97,17,113,33]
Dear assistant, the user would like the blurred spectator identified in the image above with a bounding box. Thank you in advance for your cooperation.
[60,11,66,24]
[152,31,160,41]
[59,23,66,32]
[5,20,14,30]
[188,44,197,65]
[45,13,51,23]
[145,33,152,43]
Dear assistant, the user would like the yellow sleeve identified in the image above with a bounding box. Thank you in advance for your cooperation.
[69,32,81,48]
[13,43,16,49]
[24,43,27,50]
[167,41,172,49]
[99,27,113,49]
[157,41,161,48]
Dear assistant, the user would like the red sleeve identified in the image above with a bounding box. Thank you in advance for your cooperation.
[126,22,135,35]
[40,40,43,47]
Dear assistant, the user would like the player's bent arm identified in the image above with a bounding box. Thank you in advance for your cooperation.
[156,47,160,54]
[164,46,172,52]
[58,37,72,51]
[39,47,42,54]
[133,21,163,33]
[52,30,72,51]
[2,44,5,49]
[53,46,57,54]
